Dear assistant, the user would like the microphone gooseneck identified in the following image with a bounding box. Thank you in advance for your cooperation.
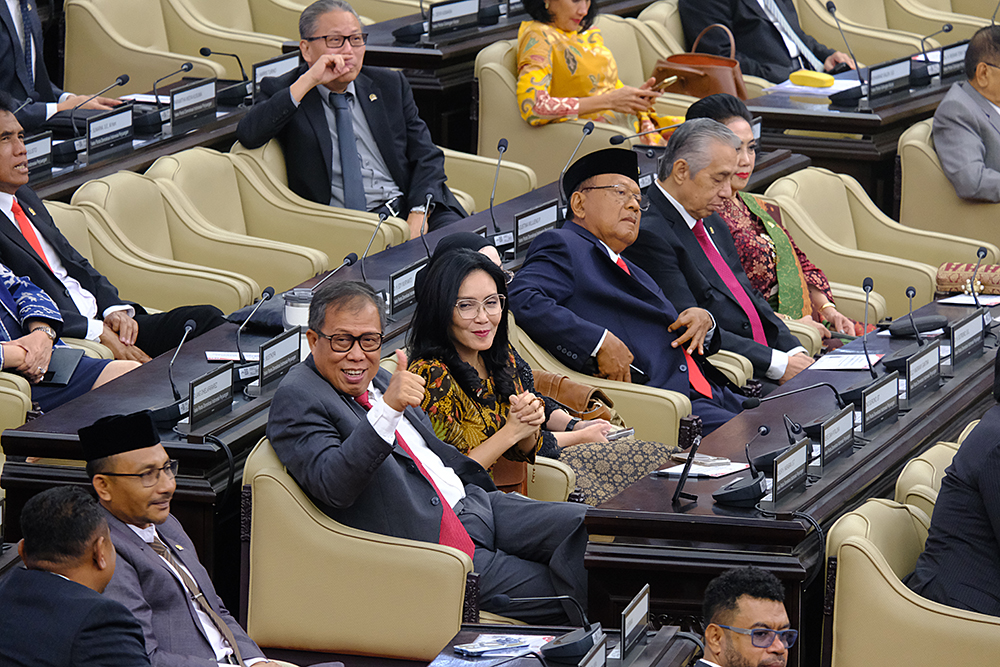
[558,122,595,222]
[745,425,770,476]
[12,97,33,115]
[489,138,508,234]
[971,246,988,311]
[906,286,924,346]
[992,0,1000,24]
[920,24,953,66]
[199,47,249,82]
[419,193,433,259]
[69,74,129,137]
[152,63,192,109]
[360,214,388,283]
[825,2,867,98]
[608,121,683,145]
[862,276,877,380]
[236,287,275,364]
[168,319,198,401]
[311,253,358,294]
[741,382,846,410]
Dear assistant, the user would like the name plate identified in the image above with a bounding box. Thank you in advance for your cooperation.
[171,78,217,126]
[773,437,809,501]
[388,257,427,317]
[820,404,855,465]
[506,0,526,15]
[906,339,941,400]
[189,361,234,426]
[428,0,479,35]
[951,308,985,367]
[580,635,607,667]
[620,583,650,660]
[868,58,911,97]
[253,52,300,98]
[25,131,52,173]
[861,371,899,433]
[259,326,301,387]
[941,40,970,77]
[514,199,558,255]
[87,105,133,154]
[491,231,514,253]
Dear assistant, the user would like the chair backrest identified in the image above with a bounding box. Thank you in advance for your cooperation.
[765,168,861,249]
[83,0,171,49]
[827,498,929,581]
[893,442,959,517]
[179,0,256,31]
[637,0,686,50]
[593,15,656,87]
[146,148,252,237]
[820,0,891,28]
[232,139,291,187]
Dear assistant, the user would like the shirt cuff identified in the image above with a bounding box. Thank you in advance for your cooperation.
[705,312,716,346]
[591,330,608,358]
[289,88,300,108]
[103,304,135,320]
[86,319,104,341]
[45,102,58,120]
[367,396,404,444]
[243,658,267,666]
[766,346,808,380]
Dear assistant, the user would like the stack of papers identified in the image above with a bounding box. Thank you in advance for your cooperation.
[654,461,750,478]
[762,78,861,96]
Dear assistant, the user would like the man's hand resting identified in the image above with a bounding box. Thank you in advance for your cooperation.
[596,332,634,383]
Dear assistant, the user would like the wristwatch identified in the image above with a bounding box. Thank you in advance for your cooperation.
[566,417,581,432]
[30,324,57,342]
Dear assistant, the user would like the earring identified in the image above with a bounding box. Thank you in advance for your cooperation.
[544,2,549,8]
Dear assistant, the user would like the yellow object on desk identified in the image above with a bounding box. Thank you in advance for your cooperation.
[789,70,835,87]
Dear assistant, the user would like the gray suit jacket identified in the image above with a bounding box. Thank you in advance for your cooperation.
[100,507,264,667]
[932,81,1000,202]
[266,357,496,542]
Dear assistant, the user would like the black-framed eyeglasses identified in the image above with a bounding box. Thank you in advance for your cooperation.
[580,184,649,211]
[455,294,506,320]
[101,460,179,488]
[303,32,369,48]
[715,625,798,649]
[314,331,383,353]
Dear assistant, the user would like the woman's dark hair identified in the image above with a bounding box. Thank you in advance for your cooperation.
[685,93,754,126]
[407,249,515,401]
[523,0,599,32]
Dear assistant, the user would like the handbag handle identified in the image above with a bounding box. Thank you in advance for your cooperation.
[690,23,737,59]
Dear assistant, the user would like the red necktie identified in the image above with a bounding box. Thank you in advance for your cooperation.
[11,199,52,271]
[612,253,712,398]
[354,391,475,559]
[692,219,766,345]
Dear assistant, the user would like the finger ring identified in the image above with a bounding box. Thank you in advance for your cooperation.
[37,366,43,372]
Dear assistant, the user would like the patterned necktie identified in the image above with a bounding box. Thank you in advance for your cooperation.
[692,219,767,346]
[329,92,367,211]
[354,391,475,559]
[11,199,51,270]
[148,534,245,666]
[759,0,825,71]
[18,0,34,88]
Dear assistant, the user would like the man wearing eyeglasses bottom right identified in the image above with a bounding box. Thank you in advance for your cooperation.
[699,566,795,667]
[81,411,286,666]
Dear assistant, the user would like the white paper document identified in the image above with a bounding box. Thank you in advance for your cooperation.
[937,294,1000,306]
[762,78,861,96]
[809,353,883,371]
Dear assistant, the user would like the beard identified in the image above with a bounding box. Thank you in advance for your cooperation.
[721,642,786,667]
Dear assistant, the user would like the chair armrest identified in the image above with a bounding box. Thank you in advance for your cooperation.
[440,147,538,213]
[829,281,888,324]
[527,458,576,502]
[62,338,114,360]
[451,188,476,215]
[784,318,823,356]
[708,351,752,388]
[350,0,422,22]
[0,383,31,431]
[743,75,774,96]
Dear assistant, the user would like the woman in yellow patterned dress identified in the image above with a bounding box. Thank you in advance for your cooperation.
[516,0,674,144]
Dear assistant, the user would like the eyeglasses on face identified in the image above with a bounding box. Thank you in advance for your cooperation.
[715,625,798,649]
[102,459,179,488]
[580,184,650,211]
[314,331,384,353]
[304,32,368,48]
[455,294,506,319]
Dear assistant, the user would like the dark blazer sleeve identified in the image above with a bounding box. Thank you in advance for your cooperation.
[235,70,299,149]
[73,597,151,667]
[391,71,452,213]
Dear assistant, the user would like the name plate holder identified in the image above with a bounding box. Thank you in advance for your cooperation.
[904,339,942,405]
[427,0,479,36]
[170,78,217,131]
[606,584,648,667]
[253,52,301,100]
[187,361,234,429]
[950,308,986,370]
[812,404,855,473]
[868,57,912,98]
[514,199,559,256]
[761,438,808,512]
[388,257,427,319]
[861,371,899,434]
[247,326,302,397]
[86,104,134,160]
[941,40,970,78]
[25,131,52,175]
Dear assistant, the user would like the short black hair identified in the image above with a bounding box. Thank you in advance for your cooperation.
[0,91,19,115]
[308,280,386,334]
[702,566,786,628]
[522,0,599,32]
[85,455,114,479]
[966,25,1000,80]
[685,93,753,126]
[20,486,107,564]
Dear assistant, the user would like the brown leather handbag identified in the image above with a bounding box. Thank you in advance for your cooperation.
[532,370,625,427]
[651,23,749,100]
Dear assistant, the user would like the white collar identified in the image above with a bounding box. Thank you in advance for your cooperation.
[656,181,700,229]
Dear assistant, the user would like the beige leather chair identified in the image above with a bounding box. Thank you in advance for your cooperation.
[764,167,1000,317]
[827,281,889,325]
[71,171,319,295]
[795,0,938,66]
[956,418,980,444]
[440,147,538,214]
[899,119,1000,246]
[883,0,989,39]
[824,498,1000,667]
[893,442,960,518]
[348,0,420,22]
[46,201,255,315]
[231,139,411,247]
[244,437,519,660]
[64,0,225,96]
[170,0,305,44]
[950,0,1000,18]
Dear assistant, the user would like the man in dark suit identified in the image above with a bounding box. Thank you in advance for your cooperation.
[508,148,743,434]
[1,0,118,130]
[82,411,281,666]
[266,280,588,624]
[0,93,225,361]
[624,119,812,386]
[236,0,465,238]
[698,566,796,667]
[0,486,150,667]
[678,0,853,83]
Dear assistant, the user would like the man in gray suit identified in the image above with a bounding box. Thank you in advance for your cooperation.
[266,280,588,625]
[933,25,1000,202]
[81,410,282,667]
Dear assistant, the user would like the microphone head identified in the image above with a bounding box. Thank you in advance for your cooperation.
[943,23,953,32]
[181,62,194,72]
[183,319,197,333]
[863,277,874,292]
[906,286,916,298]
[490,594,511,609]
[344,252,358,265]
[116,74,130,86]
[425,192,434,205]
[497,138,508,152]
[826,0,836,12]
[609,135,626,145]
[742,397,761,410]
[582,121,595,135]
[978,246,988,259]
[261,286,275,300]
[758,425,770,436]
[199,47,212,56]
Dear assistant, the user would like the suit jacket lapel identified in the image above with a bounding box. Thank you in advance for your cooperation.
[962,82,1000,140]
[739,0,772,24]
[355,73,406,187]
[568,222,665,306]
[300,85,335,193]
[4,201,58,280]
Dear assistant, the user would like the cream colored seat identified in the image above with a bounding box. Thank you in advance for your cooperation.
[882,0,989,39]
[899,119,1000,246]
[244,437,520,660]
[950,0,1000,18]
[764,167,999,317]
[827,281,888,325]
[64,0,225,96]
[171,0,306,45]
[824,498,1000,667]
[347,0,420,22]
[440,147,538,214]
[893,442,960,518]
[71,171,319,295]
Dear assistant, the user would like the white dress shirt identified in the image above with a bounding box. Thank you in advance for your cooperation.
[753,0,800,59]
[5,0,71,120]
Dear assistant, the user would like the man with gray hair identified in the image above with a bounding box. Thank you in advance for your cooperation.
[237,0,465,237]
[624,119,812,386]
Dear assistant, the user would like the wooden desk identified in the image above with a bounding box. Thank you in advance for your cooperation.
[584,302,998,666]
[747,71,963,216]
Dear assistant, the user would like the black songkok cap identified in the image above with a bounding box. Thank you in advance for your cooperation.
[562,148,640,201]
[78,411,160,462]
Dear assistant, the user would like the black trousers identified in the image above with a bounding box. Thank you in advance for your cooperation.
[134,305,226,358]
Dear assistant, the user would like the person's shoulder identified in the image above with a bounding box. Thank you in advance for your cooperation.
[409,356,453,387]
[360,66,403,87]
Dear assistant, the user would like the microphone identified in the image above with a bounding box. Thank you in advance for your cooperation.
[168,319,198,401]
[742,382,846,410]
[12,97,32,115]
[151,318,197,426]
[236,287,275,365]
[970,246,988,311]
[825,2,868,107]
[992,0,1000,24]
[883,285,931,372]
[489,594,599,661]
[199,47,248,81]
[312,253,358,294]
[713,426,768,507]
[783,414,804,446]
[200,47,253,105]
[920,23,952,64]
[907,286,924,346]
[913,24,952,85]
[68,74,129,137]
[152,63,193,109]
[360,213,389,283]
[558,121,594,223]
[418,193,433,259]
[489,138,508,234]
[609,121,683,145]
[860,277,877,380]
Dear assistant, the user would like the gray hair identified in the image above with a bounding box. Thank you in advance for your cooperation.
[657,118,741,181]
[299,0,361,38]
[309,280,386,333]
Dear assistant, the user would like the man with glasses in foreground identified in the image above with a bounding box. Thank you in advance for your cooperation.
[509,148,742,434]
[237,0,466,238]
[266,280,589,624]
[698,566,796,667]
[82,411,283,666]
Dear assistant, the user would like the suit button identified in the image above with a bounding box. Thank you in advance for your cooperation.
[407,463,417,473]
[679,364,687,372]
[431,496,440,506]
[742,323,749,330]
[572,353,578,359]
[64,288,71,297]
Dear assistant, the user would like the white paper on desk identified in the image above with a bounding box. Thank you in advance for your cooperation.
[655,461,749,478]
[458,634,556,658]
[912,51,942,62]
[877,328,945,337]
[120,94,171,105]
[937,294,1000,306]
[809,353,883,370]
[762,78,861,96]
